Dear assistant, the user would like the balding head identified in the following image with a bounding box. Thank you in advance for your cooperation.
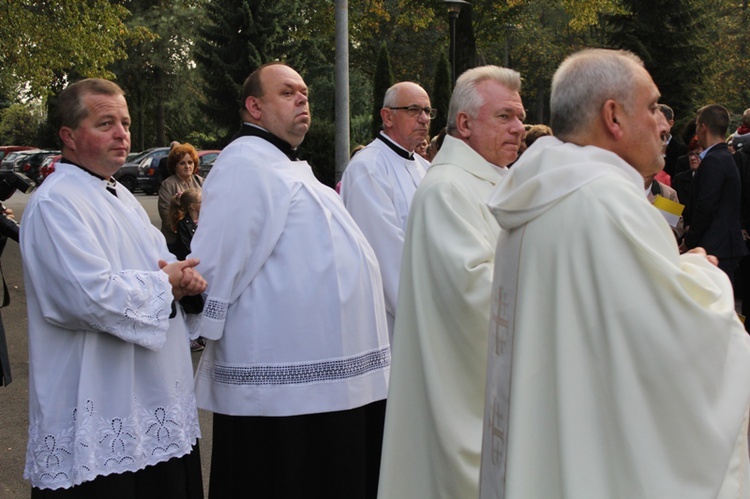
[380,82,432,152]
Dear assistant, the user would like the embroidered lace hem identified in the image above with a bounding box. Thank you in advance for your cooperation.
[24,384,200,490]
[199,346,391,386]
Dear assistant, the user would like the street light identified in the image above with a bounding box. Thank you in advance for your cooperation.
[443,0,470,85]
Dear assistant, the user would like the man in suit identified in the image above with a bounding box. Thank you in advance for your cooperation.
[659,104,688,179]
[681,104,747,286]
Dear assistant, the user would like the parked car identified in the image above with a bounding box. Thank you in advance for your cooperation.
[0,145,37,163]
[38,154,62,183]
[16,150,60,182]
[114,147,169,193]
[197,150,221,178]
[138,148,220,194]
[1,149,39,171]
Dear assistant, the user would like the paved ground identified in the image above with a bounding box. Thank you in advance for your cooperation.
[0,191,213,498]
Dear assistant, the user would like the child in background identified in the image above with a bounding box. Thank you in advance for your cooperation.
[168,188,201,261]
[168,188,205,351]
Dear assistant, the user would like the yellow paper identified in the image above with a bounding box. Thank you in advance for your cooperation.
[652,195,684,216]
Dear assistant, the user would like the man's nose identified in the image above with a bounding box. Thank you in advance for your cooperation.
[113,122,129,138]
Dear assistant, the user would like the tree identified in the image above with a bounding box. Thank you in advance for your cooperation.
[455,5,478,79]
[0,0,136,99]
[701,0,750,117]
[110,0,204,149]
[431,52,451,135]
[371,43,394,139]
[0,103,44,146]
[195,0,286,143]
[604,0,710,124]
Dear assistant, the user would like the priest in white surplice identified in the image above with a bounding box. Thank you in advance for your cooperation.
[480,49,750,499]
[340,82,431,339]
[190,63,390,498]
[378,66,526,499]
[21,79,206,497]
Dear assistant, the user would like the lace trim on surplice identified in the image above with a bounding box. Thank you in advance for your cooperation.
[24,381,200,490]
[200,346,391,386]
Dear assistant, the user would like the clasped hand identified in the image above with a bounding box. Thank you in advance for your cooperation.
[158,258,208,300]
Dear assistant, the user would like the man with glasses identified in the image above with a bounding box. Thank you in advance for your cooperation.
[340,81,432,340]
[378,66,525,499]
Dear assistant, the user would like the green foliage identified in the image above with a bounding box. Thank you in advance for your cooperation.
[0,103,44,146]
[110,0,209,149]
[0,0,138,99]
[350,114,373,150]
[195,0,272,142]
[371,43,394,139]
[431,52,451,135]
[350,1,443,89]
[604,0,710,124]
[195,0,315,144]
[298,119,336,188]
[700,0,750,116]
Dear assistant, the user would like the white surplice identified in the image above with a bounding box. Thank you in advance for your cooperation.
[21,162,200,490]
[480,136,750,498]
[340,133,428,340]
[190,136,390,417]
[378,135,505,499]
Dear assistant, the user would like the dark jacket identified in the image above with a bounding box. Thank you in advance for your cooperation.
[684,142,748,259]
[0,235,10,386]
[664,137,688,178]
[173,213,197,261]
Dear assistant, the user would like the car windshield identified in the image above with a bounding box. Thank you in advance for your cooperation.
[127,149,157,165]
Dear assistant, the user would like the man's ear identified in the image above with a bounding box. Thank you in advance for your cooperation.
[245,96,262,121]
[380,107,393,129]
[602,99,624,140]
[454,111,471,139]
[59,126,76,150]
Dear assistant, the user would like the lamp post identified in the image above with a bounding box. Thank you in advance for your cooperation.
[443,0,470,85]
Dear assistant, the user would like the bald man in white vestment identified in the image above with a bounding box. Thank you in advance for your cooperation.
[190,63,390,499]
[340,81,431,340]
[378,66,526,499]
[480,48,750,499]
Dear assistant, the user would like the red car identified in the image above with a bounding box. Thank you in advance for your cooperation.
[38,154,61,183]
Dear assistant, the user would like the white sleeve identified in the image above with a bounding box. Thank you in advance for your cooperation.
[21,196,173,351]
[189,156,291,340]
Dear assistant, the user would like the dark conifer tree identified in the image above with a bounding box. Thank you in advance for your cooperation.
[604,0,709,127]
[194,0,284,144]
[455,5,478,79]
[431,51,452,137]
[371,43,395,140]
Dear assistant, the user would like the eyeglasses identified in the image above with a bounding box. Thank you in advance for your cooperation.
[689,152,701,158]
[388,106,438,120]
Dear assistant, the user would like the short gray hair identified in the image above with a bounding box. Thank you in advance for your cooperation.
[550,49,644,138]
[446,66,522,135]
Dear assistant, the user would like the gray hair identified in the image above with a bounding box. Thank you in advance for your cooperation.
[550,49,644,138]
[742,108,750,128]
[446,66,522,135]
